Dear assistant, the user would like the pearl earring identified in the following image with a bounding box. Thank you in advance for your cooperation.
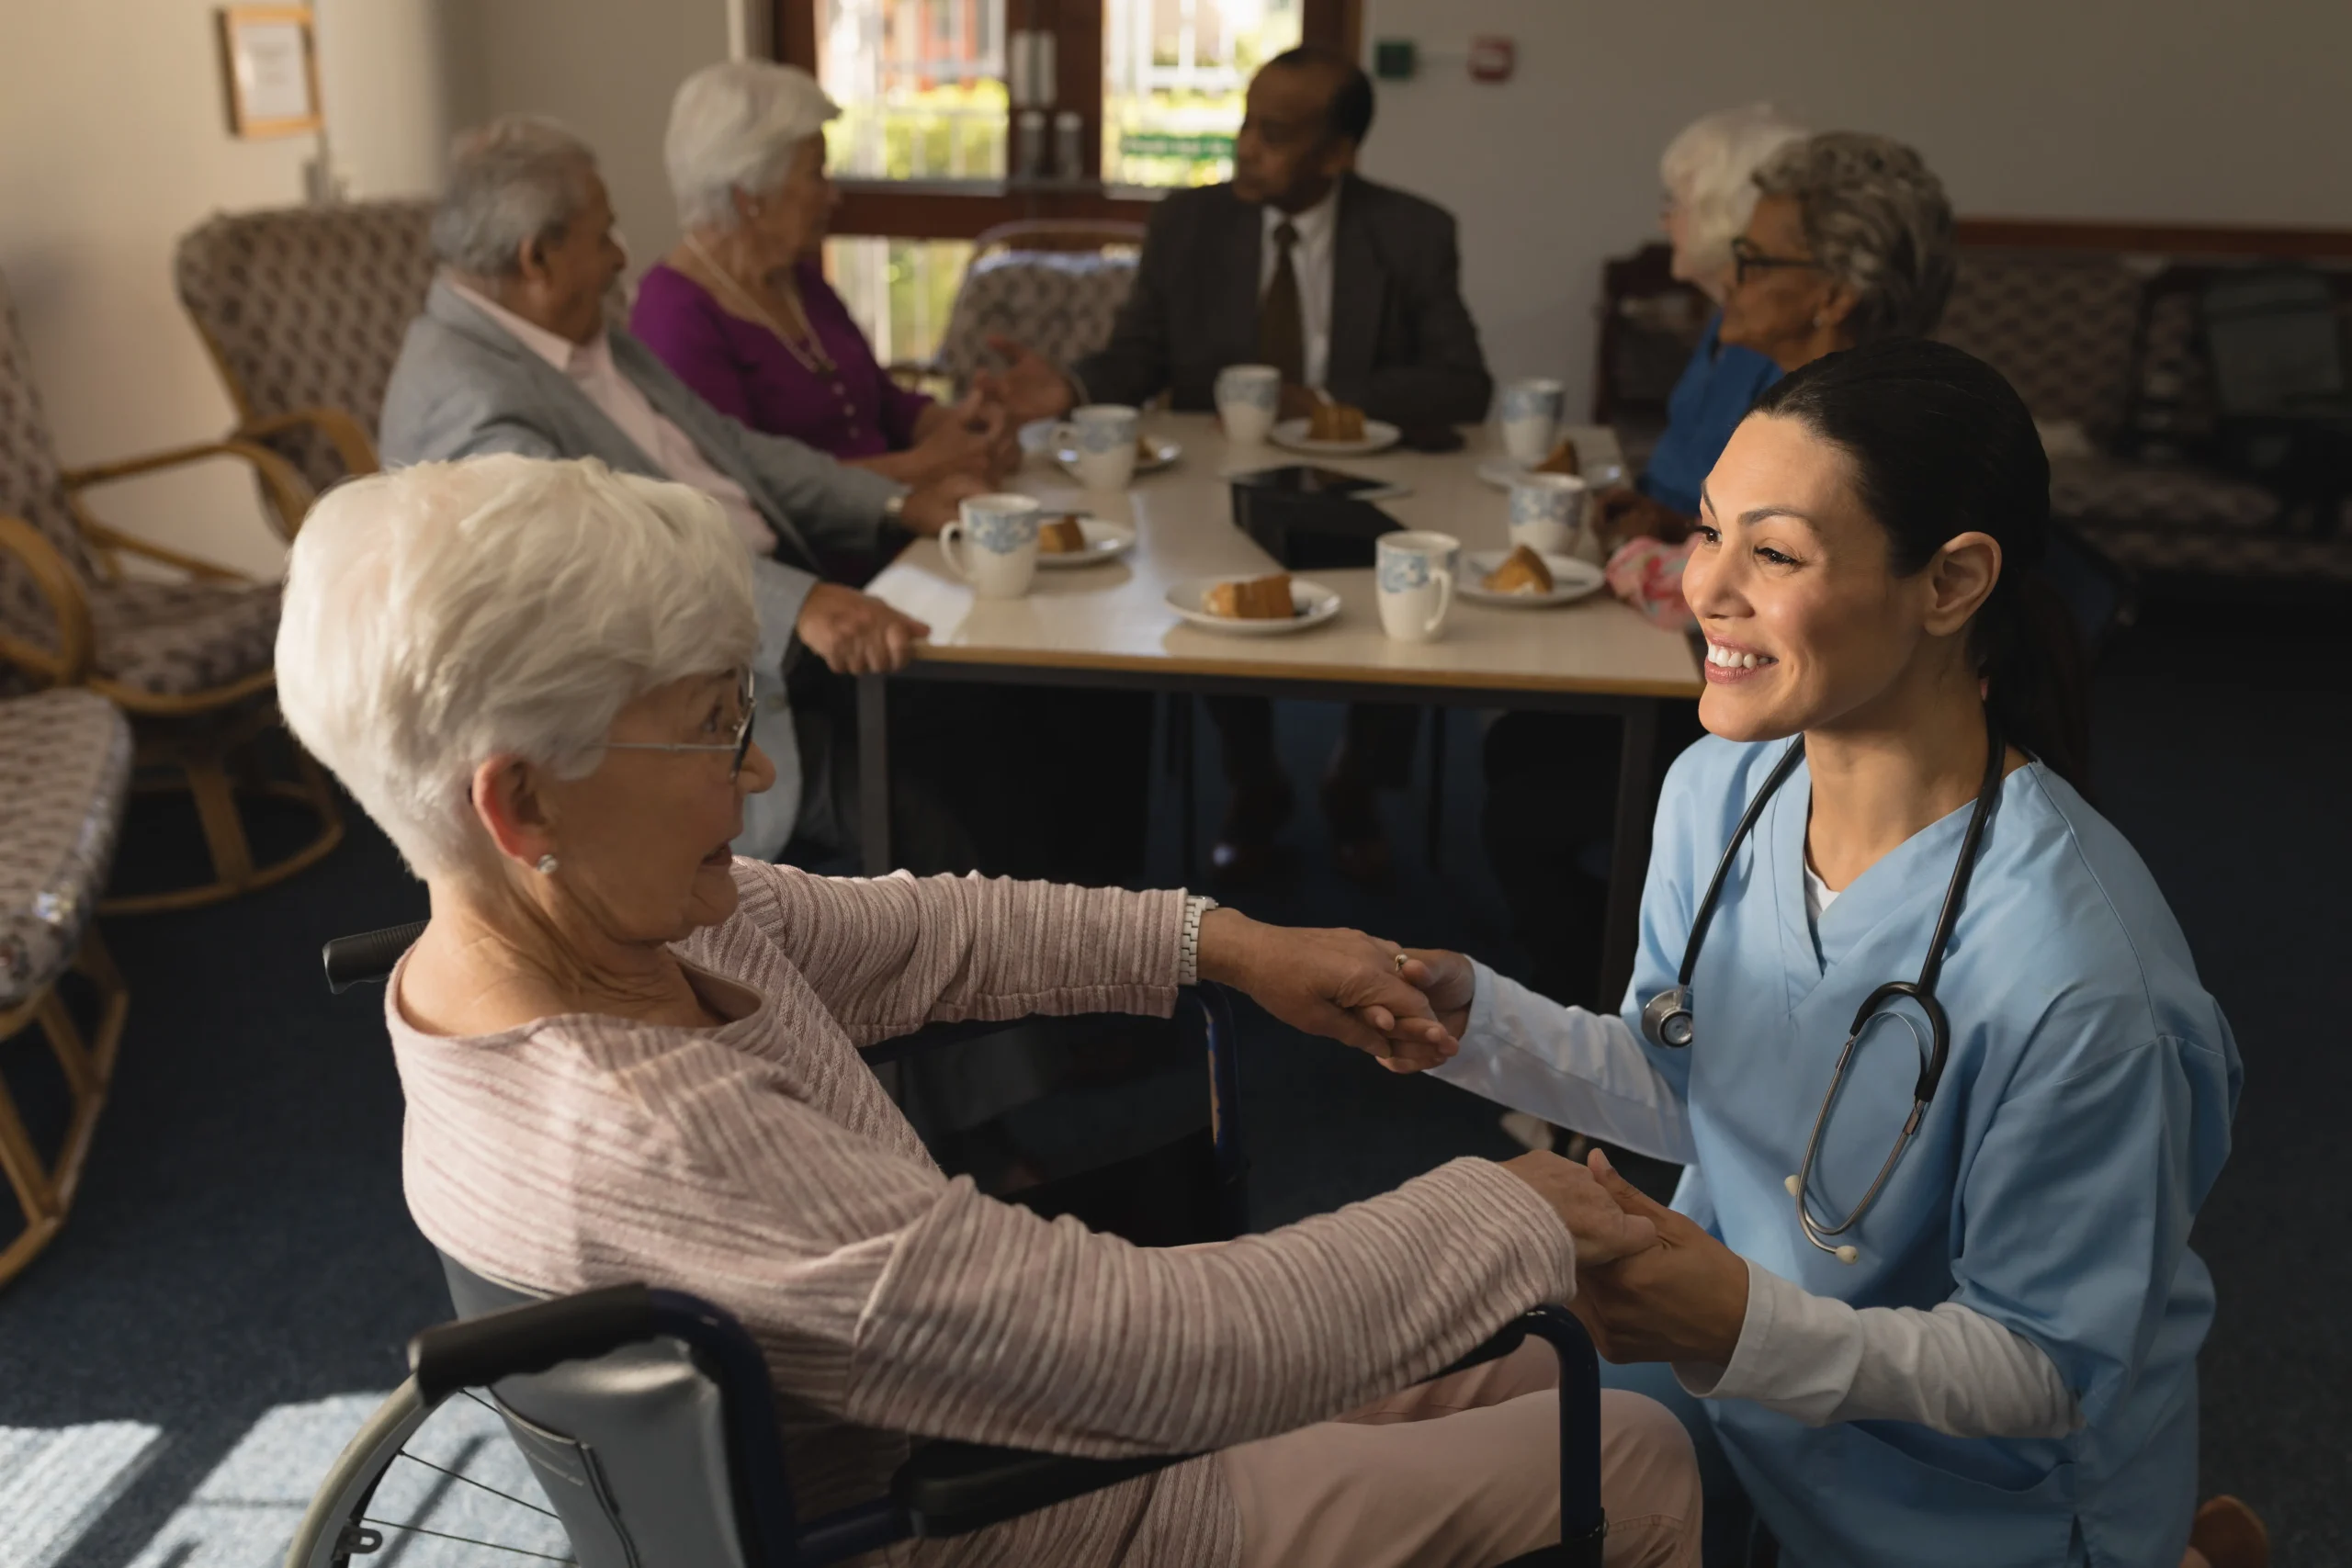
[537,854,560,874]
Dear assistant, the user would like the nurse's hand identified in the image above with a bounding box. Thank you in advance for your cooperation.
[1387,949,1476,1047]
[1195,910,1458,1067]
[1567,1150,1750,1367]
[1502,1150,1661,1267]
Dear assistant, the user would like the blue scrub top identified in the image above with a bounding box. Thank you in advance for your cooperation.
[1623,738,2241,1567]
[1637,312,1783,517]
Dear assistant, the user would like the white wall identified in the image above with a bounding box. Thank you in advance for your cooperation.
[440,0,737,278]
[1356,0,2352,415]
[0,0,449,577]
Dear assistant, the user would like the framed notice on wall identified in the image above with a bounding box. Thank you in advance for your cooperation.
[217,5,321,139]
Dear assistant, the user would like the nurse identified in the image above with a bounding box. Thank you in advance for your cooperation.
[1373,339,2245,1566]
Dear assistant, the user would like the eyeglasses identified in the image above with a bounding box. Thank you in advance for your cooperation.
[604,670,757,780]
[1729,236,1826,286]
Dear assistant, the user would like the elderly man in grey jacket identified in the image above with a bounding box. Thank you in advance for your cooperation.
[380,116,981,855]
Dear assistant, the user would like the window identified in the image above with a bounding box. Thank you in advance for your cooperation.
[781,0,1353,360]
[1102,0,1302,188]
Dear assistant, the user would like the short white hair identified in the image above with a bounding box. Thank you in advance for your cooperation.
[1660,103,1809,284]
[665,60,839,232]
[433,116,600,277]
[277,456,758,883]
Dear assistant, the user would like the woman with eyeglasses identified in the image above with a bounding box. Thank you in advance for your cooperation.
[1485,131,1957,1012]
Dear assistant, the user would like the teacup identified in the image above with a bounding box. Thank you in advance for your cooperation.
[1216,364,1281,445]
[1509,472,1589,558]
[940,492,1043,600]
[1376,529,1459,643]
[1055,404,1140,491]
[1498,377,1566,468]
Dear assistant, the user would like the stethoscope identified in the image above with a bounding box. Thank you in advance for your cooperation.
[1639,716,2006,1264]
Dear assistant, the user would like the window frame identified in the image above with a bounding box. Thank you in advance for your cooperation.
[775,0,1362,237]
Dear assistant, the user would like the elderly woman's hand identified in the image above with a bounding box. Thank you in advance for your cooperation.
[974,333,1077,425]
[1194,908,1458,1069]
[1566,1150,1749,1366]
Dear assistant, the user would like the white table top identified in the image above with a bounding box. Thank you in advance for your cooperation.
[864,415,1702,699]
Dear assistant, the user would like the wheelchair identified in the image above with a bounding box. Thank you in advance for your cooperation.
[288,922,1611,1568]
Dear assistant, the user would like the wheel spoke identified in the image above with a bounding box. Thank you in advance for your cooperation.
[392,1450,561,1520]
[358,1517,576,1562]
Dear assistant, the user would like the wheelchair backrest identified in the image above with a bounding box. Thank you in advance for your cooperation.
[440,1253,753,1568]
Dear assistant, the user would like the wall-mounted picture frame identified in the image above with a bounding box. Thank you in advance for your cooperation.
[218,5,322,139]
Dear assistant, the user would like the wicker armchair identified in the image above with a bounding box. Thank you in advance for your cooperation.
[910,220,1145,393]
[173,198,437,506]
[0,688,132,1286]
[0,271,341,912]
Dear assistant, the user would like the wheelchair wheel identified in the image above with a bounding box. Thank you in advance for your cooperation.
[283,1378,578,1568]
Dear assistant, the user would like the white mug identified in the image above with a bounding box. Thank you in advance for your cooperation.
[1216,364,1281,445]
[1509,472,1589,558]
[1498,377,1566,468]
[1376,530,1458,643]
[1054,404,1140,491]
[939,492,1042,600]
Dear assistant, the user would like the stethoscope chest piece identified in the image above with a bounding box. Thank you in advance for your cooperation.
[1641,987,1695,1049]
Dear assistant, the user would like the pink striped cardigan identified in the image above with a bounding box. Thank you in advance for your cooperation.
[388,862,1578,1568]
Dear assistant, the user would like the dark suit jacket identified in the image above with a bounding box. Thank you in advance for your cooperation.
[1069,175,1493,428]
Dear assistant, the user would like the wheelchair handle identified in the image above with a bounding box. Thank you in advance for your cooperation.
[409,1282,656,1401]
[323,919,427,993]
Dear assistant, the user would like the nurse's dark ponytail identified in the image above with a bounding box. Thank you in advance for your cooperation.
[1747,339,2092,794]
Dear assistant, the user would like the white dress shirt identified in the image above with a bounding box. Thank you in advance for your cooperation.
[1434,962,2084,1440]
[1259,184,1340,390]
[444,279,778,558]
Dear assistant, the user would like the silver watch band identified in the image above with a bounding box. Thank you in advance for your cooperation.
[1180,895,1220,986]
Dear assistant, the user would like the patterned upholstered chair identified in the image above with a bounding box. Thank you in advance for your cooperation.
[0,270,342,912]
[928,221,1145,391]
[0,687,131,1286]
[173,198,437,508]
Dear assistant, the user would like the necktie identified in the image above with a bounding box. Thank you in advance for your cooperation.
[1257,220,1305,386]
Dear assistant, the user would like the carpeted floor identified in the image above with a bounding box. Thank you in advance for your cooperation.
[1,600,2342,1566]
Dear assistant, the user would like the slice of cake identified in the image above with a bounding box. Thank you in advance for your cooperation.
[1037,515,1089,554]
[1136,433,1159,460]
[1204,573,1295,619]
[1308,401,1366,442]
[1484,544,1555,596]
[1536,439,1580,476]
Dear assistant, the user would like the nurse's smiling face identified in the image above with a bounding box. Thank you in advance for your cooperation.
[1683,413,1995,742]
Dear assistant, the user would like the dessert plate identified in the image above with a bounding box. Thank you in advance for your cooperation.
[1270,418,1400,456]
[1165,576,1342,634]
[1035,516,1136,568]
[1457,550,1608,607]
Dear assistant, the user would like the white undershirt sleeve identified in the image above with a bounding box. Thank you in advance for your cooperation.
[1430,962,1697,1165]
[1676,1261,2083,1438]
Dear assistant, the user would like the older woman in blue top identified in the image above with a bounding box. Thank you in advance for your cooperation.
[1399,340,2254,1567]
[1625,106,1806,519]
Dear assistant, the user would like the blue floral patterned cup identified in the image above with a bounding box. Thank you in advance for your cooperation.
[1054,405,1140,491]
[1216,364,1281,445]
[941,492,1042,599]
[1376,530,1459,642]
[1499,377,1566,467]
[1508,472,1588,558]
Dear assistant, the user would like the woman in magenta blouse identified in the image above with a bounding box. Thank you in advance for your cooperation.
[635,61,1017,488]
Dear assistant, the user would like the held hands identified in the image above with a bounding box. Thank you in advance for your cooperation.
[1591,487,1694,553]
[1193,908,1460,1068]
[1566,1150,1750,1367]
[795,582,929,676]
[909,389,1017,484]
[1501,1150,1661,1269]
[972,333,1076,424]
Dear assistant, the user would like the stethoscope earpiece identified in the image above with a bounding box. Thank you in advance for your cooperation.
[1834,1245,1860,1265]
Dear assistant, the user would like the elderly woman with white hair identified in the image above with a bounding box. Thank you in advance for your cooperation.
[634,61,1015,486]
[276,452,1705,1568]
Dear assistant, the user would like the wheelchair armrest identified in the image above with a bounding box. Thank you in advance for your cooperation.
[892,1438,1195,1539]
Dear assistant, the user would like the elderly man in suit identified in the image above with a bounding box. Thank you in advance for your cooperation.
[983,48,1493,885]
[380,116,981,860]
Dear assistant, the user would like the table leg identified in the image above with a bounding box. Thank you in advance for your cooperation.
[858,672,892,876]
[1425,706,1447,872]
[1599,699,1661,1005]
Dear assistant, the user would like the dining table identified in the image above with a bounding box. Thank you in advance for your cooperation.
[858,412,1703,1003]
